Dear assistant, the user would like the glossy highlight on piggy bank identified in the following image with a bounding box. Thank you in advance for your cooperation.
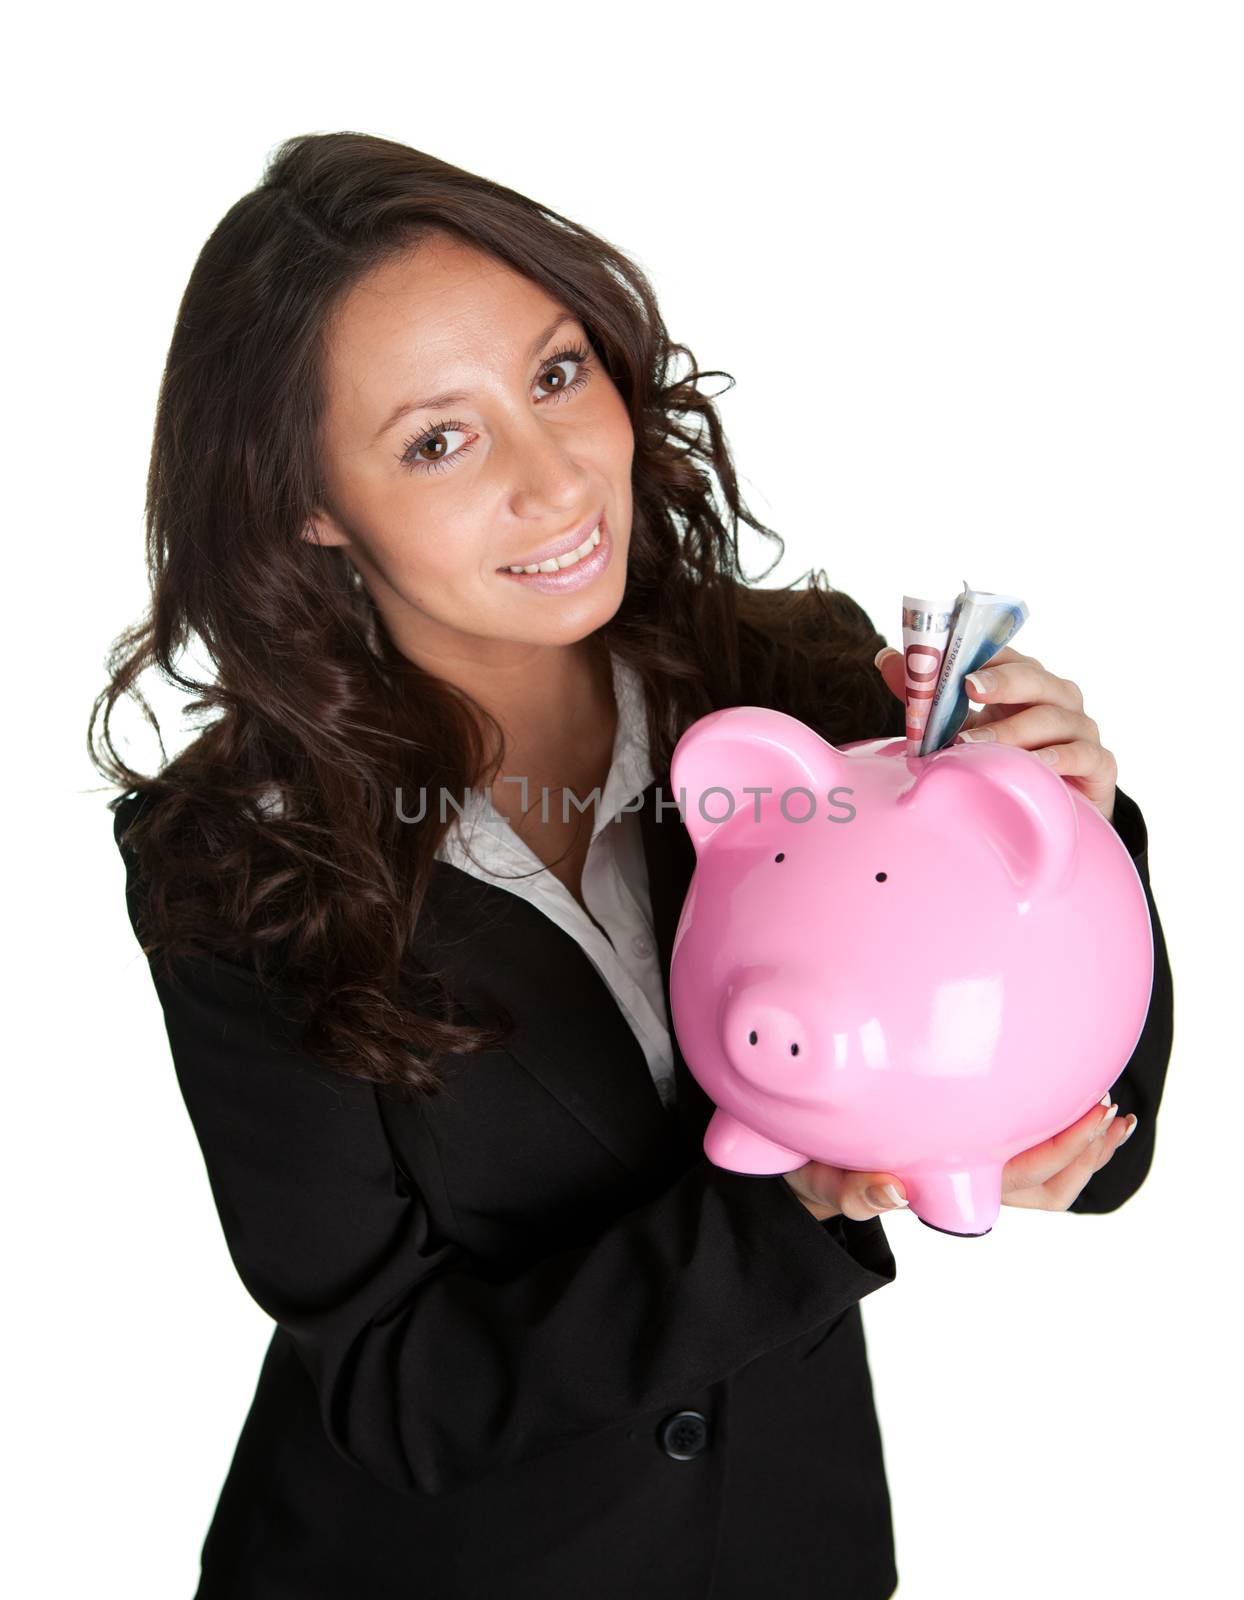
[666,707,1155,1236]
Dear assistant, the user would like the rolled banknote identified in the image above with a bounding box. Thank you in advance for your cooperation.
[901,595,958,756]
[916,580,1031,756]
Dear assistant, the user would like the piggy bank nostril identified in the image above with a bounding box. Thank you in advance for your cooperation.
[875,871,887,882]
[743,1029,802,1054]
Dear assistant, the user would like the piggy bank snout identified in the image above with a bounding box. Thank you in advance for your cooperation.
[720,984,815,1086]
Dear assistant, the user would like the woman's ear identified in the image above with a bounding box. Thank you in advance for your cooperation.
[300,508,351,549]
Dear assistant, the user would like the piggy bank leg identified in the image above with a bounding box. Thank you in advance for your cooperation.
[902,1164,1003,1237]
[703,1108,808,1174]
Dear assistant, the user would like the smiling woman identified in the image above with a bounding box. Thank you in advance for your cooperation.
[89,129,900,1102]
[300,231,634,656]
[89,130,1173,1600]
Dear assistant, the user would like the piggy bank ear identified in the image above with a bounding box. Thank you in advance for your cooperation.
[899,743,1081,901]
[669,706,852,852]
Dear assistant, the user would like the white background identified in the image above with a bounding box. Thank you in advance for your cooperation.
[9,2,1241,1595]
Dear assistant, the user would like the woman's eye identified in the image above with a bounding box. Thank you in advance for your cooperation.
[400,423,472,474]
[397,342,593,475]
[534,353,584,397]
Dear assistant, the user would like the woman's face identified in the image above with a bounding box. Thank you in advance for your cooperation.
[303,233,634,675]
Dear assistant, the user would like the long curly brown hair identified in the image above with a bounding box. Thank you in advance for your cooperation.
[90,130,901,1098]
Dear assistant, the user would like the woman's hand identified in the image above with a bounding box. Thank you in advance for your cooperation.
[784,1097,1139,1221]
[1000,1095,1139,1210]
[874,644,1119,826]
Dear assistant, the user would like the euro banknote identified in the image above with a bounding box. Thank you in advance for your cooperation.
[900,581,1030,756]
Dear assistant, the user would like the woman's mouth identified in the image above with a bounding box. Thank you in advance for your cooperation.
[497,513,612,594]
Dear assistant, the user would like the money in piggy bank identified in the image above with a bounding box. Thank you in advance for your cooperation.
[666,707,1155,1236]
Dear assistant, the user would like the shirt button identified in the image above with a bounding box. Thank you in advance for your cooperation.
[631,933,653,958]
[657,1410,710,1460]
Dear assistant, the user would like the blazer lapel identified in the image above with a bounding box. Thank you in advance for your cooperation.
[636,779,718,1154]
[408,778,715,1174]
[411,843,681,1174]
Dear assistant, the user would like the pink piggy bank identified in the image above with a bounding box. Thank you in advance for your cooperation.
[667,707,1155,1236]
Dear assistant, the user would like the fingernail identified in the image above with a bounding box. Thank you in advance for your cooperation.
[874,646,898,669]
[1118,1113,1138,1145]
[1036,747,1060,765]
[958,727,996,742]
[1099,1093,1113,1107]
[864,1183,909,1210]
[967,670,995,694]
[1092,1103,1120,1139]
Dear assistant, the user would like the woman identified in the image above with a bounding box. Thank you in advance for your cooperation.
[92,132,1173,1599]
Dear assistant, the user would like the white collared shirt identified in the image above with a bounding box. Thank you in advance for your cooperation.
[433,652,678,1111]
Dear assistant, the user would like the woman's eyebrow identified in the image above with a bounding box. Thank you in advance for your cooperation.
[371,311,579,444]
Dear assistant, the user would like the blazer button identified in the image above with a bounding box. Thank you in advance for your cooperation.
[631,933,653,958]
[658,1410,710,1460]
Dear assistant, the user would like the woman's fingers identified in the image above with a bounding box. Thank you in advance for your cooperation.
[1003,1109,1139,1210]
[785,1159,910,1222]
[843,1173,910,1221]
[1001,1099,1119,1194]
[874,647,905,704]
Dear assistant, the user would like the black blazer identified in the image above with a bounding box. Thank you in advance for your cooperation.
[112,773,1172,1600]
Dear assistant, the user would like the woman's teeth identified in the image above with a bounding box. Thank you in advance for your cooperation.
[507,524,601,574]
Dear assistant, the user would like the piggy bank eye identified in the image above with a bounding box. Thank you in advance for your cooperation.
[774,852,785,863]
[875,871,887,882]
